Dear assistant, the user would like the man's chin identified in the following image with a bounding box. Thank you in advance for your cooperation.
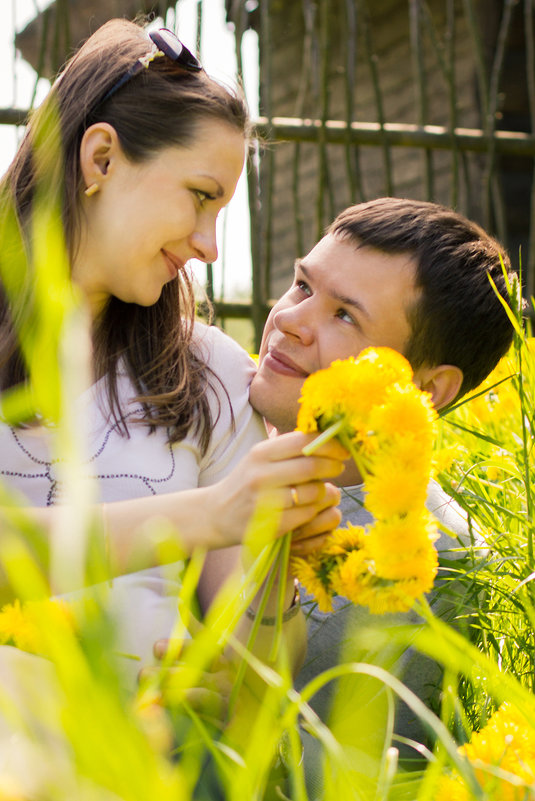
[249,376,299,433]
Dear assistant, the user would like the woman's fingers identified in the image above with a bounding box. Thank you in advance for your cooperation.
[211,431,348,549]
[289,504,342,547]
[253,430,348,463]
[278,480,339,511]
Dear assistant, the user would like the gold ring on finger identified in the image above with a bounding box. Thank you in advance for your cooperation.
[290,486,299,507]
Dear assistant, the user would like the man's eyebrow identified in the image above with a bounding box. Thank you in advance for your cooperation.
[297,261,371,318]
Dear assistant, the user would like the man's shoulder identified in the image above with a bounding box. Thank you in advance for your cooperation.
[339,479,476,553]
[425,479,476,553]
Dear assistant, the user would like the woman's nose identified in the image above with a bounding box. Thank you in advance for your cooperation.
[190,222,218,264]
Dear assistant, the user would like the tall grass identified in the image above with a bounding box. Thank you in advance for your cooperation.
[1,112,534,797]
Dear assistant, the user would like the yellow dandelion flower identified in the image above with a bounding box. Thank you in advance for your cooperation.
[434,775,471,801]
[373,432,435,474]
[365,574,434,614]
[367,512,439,562]
[373,543,438,584]
[433,443,465,474]
[365,462,430,519]
[462,354,519,427]
[331,547,373,604]
[322,523,367,556]
[296,348,415,441]
[291,555,335,612]
[486,465,504,481]
[293,347,438,617]
[0,598,75,656]
[0,599,40,653]
[356,347,414,393]
[368,383,437,445]
[437,705,535,801]
[461,704,535,792]
[296,358,369,438]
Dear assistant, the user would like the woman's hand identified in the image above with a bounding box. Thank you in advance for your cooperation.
[206,430,348,549]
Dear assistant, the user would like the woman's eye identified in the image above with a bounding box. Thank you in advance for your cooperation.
[194,189,216,205]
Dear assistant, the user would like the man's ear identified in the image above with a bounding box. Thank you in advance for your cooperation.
[413,364,463,411]
[79,123,120,188]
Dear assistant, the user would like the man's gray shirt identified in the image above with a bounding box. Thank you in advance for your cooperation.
[293,481,479,793]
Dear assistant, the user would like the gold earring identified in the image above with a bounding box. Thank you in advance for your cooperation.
[84,183,100,197]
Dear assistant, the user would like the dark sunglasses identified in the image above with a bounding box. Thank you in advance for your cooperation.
[99,28,202,106]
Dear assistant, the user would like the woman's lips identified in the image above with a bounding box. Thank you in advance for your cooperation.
[263,349,309,378]
[161,249,184,280]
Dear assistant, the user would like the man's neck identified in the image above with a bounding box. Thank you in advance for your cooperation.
[334,459,363,488]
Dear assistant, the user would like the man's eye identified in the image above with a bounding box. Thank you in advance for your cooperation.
[336,308,355,324]
[295,280,311,295]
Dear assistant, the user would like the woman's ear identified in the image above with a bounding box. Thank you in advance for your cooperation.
[79,123,120,189]
[412,363,464,411]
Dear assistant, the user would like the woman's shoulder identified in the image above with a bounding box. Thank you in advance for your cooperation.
[192,322,256,385]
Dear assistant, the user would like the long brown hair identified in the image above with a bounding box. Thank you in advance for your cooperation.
[1,19,250,451]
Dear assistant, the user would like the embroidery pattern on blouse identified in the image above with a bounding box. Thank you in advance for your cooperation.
[1,407,176,506]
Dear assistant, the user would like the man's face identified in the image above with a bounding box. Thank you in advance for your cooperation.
[250,234,419,432]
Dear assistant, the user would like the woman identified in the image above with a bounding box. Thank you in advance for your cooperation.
[0,19,345,682]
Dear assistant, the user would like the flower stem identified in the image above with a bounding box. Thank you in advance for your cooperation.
[228,539,281,714]
[268,531,292,662]
[301,420,346,454]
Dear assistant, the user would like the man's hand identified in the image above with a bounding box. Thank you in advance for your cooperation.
[139,638,234,729]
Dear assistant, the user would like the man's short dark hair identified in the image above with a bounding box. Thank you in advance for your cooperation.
[329,197,518,399]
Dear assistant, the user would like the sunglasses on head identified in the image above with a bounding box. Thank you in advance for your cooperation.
[99,28,202,106]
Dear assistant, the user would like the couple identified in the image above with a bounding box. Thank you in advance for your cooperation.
[0,16,515,791]
[162,194,515,788]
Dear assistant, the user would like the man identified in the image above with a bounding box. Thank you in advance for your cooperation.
[154,196,515,796]
[248,196,516,794]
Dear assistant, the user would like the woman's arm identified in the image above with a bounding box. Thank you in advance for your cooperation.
[10,431,347,583]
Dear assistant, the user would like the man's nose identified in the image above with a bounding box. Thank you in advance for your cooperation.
[273,300,315,346]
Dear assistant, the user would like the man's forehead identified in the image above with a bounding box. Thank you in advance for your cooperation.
[296,234,418,290]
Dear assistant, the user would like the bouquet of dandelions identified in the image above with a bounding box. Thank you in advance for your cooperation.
[293,346,439,615]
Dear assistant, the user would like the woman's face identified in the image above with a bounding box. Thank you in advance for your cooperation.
[73,119,246,316]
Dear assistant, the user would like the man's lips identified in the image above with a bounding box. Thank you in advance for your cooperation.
[161,249,185,279]
[263,348,309,378]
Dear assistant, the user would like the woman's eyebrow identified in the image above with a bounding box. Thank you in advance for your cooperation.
[196,175,224,197]
[298,261,371,318]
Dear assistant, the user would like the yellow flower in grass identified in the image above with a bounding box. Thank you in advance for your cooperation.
[374,543,438,584]
[296,359,368,439]
[436,704,535,801]
[433,443,465,475]
[463,705,535,795]
[462,353,519,427]
[0,598,75,655]
[0,599,39,653]
[435,775,470,801]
